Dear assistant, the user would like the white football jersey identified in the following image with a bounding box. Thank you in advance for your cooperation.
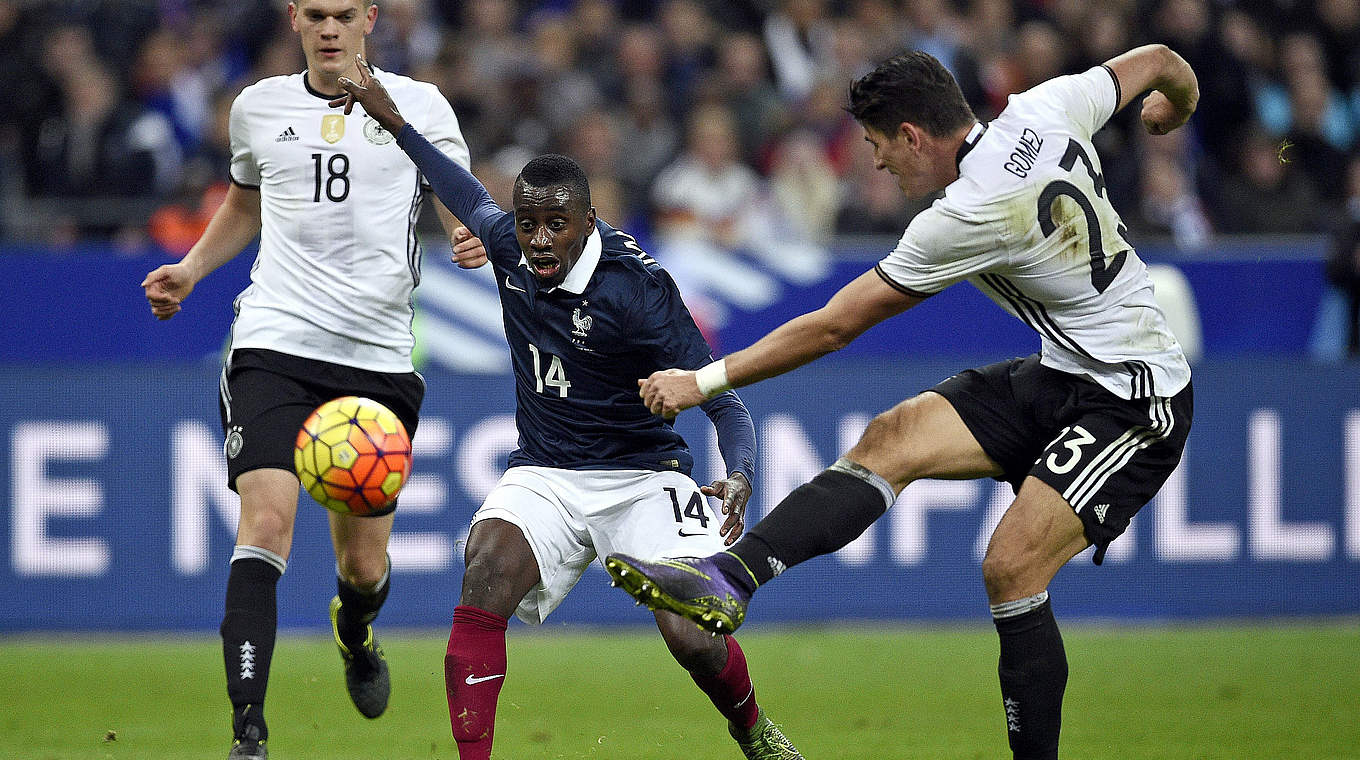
[877,66,1190,399]
[227,67,470,372]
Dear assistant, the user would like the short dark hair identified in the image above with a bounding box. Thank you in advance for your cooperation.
[846,51,976,137]
[515,154,591,210]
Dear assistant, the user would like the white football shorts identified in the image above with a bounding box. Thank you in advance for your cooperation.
[471,466,728,625]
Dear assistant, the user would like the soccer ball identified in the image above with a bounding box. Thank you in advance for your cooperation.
[294,396,413,515]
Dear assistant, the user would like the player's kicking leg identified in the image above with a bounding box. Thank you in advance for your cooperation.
[655,611,804,759]
[328,511,396,718]
[607,391,996,632]
[604,456,893,631]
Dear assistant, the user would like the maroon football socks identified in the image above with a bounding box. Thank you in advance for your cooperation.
[445,605,510,760]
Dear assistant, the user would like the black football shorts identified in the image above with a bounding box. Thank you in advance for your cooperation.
[217,348,424,496]
[932,354,1193,564]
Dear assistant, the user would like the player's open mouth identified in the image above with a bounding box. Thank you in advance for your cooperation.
[319,47,343,59]
[530,255,560,279]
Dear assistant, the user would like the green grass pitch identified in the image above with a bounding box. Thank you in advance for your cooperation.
[5,622,1358,759]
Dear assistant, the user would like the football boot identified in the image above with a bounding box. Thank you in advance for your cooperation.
[227,724,266,760]
[604,553,752,634]
[730,709,804,760]
[330,595,390,718]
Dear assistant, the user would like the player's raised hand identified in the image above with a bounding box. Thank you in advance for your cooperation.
[141,262,195,320]
[701,471,751,545]
[450,225,488,269]
[326,53,368,115]
[330,55,406,135]
[638,368,704,418]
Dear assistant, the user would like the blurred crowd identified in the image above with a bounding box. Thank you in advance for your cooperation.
[2,0,1359,256]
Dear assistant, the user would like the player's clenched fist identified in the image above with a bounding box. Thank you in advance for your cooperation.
[1140,90,1196,136]
[450,225,488,269]
[141,262,196,320]
[638,368,704,418]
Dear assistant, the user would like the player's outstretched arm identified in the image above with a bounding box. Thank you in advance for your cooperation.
[639,270,922,417]
[1104,44,1199,136]
[335,62,487,268]
[333,55,502,240]
[141,183,261,320]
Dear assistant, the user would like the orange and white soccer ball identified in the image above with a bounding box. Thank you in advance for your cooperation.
[294,396,413,515]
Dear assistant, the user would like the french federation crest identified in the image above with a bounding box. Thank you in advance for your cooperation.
[321,114,345,144]
[571,307,593,338]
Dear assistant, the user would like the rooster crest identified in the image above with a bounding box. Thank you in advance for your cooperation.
[572,307,593,337]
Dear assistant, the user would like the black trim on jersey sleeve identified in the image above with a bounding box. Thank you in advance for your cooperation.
[1099,64,1122,110]
[228,173,260,190]
[873,263,937,299]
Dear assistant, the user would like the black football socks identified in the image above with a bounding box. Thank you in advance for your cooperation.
[335,561,391,651]
[726,458,896,587]
[221,553,282,741]
[993,592,1066,760]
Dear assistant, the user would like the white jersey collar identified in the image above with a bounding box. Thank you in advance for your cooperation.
[550,225,602,294]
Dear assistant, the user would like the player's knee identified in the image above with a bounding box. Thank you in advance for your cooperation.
[981,548,1030,601]
[336,551,387,589]
[237,506,290,544]
[460,520,539,610]
[855,407,903,452]
[458,557,501,609]
[460,552,535,616]
[849,402,927,482]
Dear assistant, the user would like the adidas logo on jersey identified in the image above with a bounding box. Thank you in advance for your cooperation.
[275,126,299,142]
[1092,503,1110,524]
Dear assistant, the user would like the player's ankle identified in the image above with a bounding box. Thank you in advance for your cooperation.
[714,551,760,595]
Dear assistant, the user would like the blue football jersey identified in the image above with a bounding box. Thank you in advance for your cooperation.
[396,124,754,479]
[477,217,714,473]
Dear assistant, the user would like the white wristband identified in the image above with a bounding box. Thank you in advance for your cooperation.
[694,359,732,398]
